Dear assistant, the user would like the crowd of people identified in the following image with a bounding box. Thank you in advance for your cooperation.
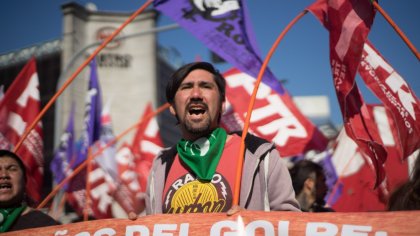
[1,61,418,232]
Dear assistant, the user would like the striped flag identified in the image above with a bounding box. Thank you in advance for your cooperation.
[131,103,164,189]
[358,42,420,160]
[330,105,412,211]
[115,103,164,216]
[221,68,328,157]
[307,0,387,186]
[88,99,118,219]
[0,58,44,203]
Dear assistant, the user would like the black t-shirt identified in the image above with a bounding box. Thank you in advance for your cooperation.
[8,210,60,232]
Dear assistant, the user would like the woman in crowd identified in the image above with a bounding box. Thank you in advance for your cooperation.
[0,149,59,232]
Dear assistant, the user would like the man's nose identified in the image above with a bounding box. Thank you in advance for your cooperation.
[0,169,9,178]
[190,86,203,98]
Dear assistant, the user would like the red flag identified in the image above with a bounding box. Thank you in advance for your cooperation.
[88,101,119,219]
[66,159,116,219]
[0,58,44,203]
[370,105,411,194]
[131,103,164,189]
[87,161,115,218]
[114,103,163,215]
[114,144,145,216]
[359,41,420,160]
[221,69,328,157]
[307,0,387,186]
[331,105,410,211]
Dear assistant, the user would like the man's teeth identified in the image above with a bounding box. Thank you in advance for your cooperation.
[0,183,11,189]
[189,107,205,115]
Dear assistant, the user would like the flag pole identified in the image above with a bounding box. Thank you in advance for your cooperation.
[232,10,308,207]
[37,103,170,209]
[13,0,153,152]
[84,148,94,221]
[372,1,420,60]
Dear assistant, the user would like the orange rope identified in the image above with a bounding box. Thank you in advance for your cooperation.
[373,1,420,61]
[37,103,170,209]
[14,0,153,152]
[232,10,308,206]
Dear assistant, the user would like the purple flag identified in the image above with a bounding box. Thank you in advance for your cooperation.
[153,0,285,94]
[50,104,75,185]
[94,99,118,179]
[319,151,342,205]
[66,58,103,216]
[74,58,103,168]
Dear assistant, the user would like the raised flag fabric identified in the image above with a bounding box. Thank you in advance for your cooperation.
[115,103,164,216]
[359,41,420,160]
[131,103,163,189]
[74,58,102,168]
[307,0,387,186]
[94,99,118,179]
[87,99,120,219]
[114,144,145,216]
[66,58,103,217]
[87,161,115,219]
[153,0,285,94]
[0,58,44,203]
[221,68,328,157]
[330,105,411,211]
[50,104,75,187]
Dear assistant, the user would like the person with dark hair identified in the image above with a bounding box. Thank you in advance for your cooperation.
[387,154,420,211]
[145,62,300,215]
[289,159,334,212]
[0,149,59,232]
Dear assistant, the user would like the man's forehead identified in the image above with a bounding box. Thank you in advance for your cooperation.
[0,157,20,165]
[181,76,216,84]
[183,69,214,80]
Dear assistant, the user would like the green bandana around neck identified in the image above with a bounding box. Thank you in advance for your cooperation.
[0,204,26,232]
[176,128,227,181]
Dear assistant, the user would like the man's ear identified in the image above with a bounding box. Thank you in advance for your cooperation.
[169,104,176,116]
[221,101,226,114]
[304,178,315,192]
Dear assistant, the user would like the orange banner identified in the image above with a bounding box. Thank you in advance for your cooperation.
[4,211,420,235]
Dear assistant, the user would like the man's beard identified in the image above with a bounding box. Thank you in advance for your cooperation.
[181,113,212,135]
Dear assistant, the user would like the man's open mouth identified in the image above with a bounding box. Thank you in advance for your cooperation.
[187,102,208,116]
[189,106,206,115]
[0,183,12,190]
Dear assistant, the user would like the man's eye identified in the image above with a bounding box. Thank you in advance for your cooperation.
[179,84,192,90]
[8,166,19,171]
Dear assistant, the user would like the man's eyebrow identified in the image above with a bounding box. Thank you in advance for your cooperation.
[180,81,193,85]
[7,164,19,167]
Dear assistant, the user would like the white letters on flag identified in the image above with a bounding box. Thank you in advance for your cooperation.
[359,41,420,160]
[0,58,44,203]
[221,69,328,157]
